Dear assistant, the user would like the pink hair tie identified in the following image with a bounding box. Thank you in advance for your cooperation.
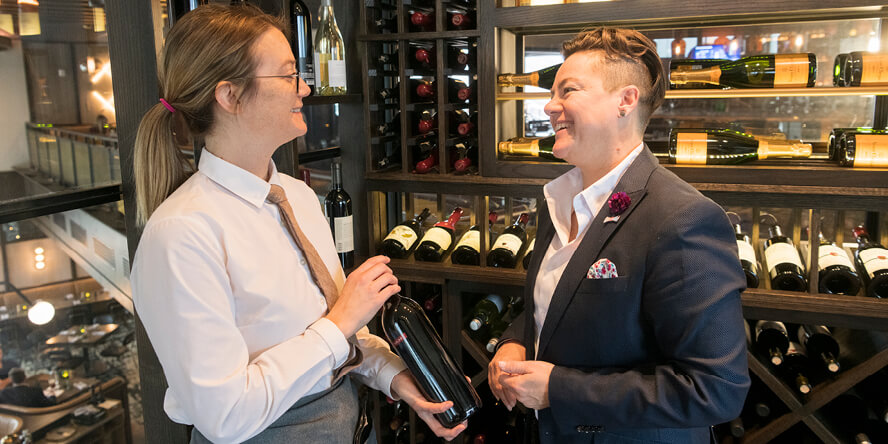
[159,98,176,113]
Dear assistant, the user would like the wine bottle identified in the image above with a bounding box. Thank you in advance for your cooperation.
[497,64,561,90]
[299,169,311,187]
[763,221,808,292]
[452,140,477,172]
[448,44,475,69]
[415,207,464,262]
[830,128,885,161]
[784,341,815,394]
[498,136,565,162]
[448,10,474,29]
[324,162,354,269]
[734,223,760,289]
[450,78,475,103]
[852,225,888,298]
[313,0,347,95]
[374,16,397,34]
[485,320,508,353]
[409,10,434,32]
[381,208,431,259]
[754,320,790,366]
[451,109,476,136]
[380,294,482,428]
[417,109,437,134]
[668,128,812,165]
[840,133,888,168]
[487,213,529,268]
[451,212,497,266]
[413,79,436,102]
[797,324,840,374]
[290,0,315,92]
[376,51,398,68]
[378,85,400,101]
[668,53,817,88]
[522,238,535,270]
[377,112,401,136]
[847,51,888,86]
[834,53,850,87]
[467,294,506,331]
[668,59,728,89]
[859,370,888,424]
[414,150,438,174]
[814,232,861,295]
[414,47,435,68]
[375,150,401,171]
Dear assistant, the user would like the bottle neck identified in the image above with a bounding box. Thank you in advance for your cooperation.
[670,65,722,86]
[330,163,343,189]
[768,224,785,239]
[497,72,539,87]
[512,213,529,230]
[756,140,812,159]
[435,208,463,229]
[414,208,431,225]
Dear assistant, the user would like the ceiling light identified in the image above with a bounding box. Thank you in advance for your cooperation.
[28,300,55,325]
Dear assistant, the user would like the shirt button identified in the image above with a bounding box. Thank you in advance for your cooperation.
[300,259,306,265]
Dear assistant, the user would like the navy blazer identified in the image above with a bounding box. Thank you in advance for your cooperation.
[502,148,750,444]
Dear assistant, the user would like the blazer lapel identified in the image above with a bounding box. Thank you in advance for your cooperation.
[536,148,659,358]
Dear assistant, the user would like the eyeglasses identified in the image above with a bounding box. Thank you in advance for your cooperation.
[232,72,302,93]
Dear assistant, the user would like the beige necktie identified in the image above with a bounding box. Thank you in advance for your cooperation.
[266,184,362,382]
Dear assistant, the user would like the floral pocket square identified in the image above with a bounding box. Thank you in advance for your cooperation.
[587,258,618,279]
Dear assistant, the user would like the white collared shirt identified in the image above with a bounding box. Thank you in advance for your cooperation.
[132,149,405,443]
[533,143,644,355]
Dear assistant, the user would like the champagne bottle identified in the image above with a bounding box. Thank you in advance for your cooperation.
[498,136,564,162]
[324,162,354,269]
[829,128,885,161]
[467,294,506,331]
[497,64,561,90]
[734,222,760,289]
[847,51,888,86]
[314,0,347,95]
[797,324,841,374]
[409,10,434,32]
[781,341,814,394]
[763,221,808,292]
[840,133,888,168]
[815,232,861,295]
[852,226,888,298]
[669,53,817,88]
[834,53,850,87]
[522,238,535,270]
[381,208,431,259]
[415,207,463,262]
[290,0,315,92]
[754,320,790,366]
[668,128,811,165]
[487,213,529,268]
[451,212,497,266]
[669,59,728,89]
[380,294,482,428]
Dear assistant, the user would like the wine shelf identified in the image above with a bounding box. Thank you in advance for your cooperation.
[497,86,888,101]
[303,94,362,105]
[358,30,482,41]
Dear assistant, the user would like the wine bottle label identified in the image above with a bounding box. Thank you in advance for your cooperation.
[525,238,536,254]
[859,248,888,279]
[327,59,347,88]
[850,135,888,168]
[860,54,888,86]
[818,244,853,270]
[455,230,480,251]
[493,233,523,255]
[421,227,453,251]
[333,215,354,253]
[674,133,708,164]
[764,242,803,272]
[773,54,811,87]
[736,239,757,264]
[384,225,418,250]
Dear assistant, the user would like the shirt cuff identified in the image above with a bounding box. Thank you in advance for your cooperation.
[377,358,408,400]
[307,317,351,368]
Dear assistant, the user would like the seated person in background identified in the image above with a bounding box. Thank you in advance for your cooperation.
[0,368,56,407]
[0,347,21,390]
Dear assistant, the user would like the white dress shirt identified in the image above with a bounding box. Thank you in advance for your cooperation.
[533,143,644,355]
[132,149,406,443]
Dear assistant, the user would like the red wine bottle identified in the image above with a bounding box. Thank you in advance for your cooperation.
[816,232,861,295]
[451,109,476,136]
[378,84,400,101]
[448,10,474,29]
[381,294,482,428]
[376,51,398,67]
[414,150,438,174]
[467,294,506,331]
[734,223,760,289]
[450,212,496,266]
[413,79,436,102]
[754,320,790,366]
[414,47,435,68]
[452,140,477,172]
[780,341,813,394]
[447,44,475,69]
[797,324,840,374]
[764,222,808,292]
[487,213,529,268]
[852,225,888,299]
[409,10,434,32]
[859,370,888,424]
[374,16,397,33]
[415,207,464,262]
[449,78,474,103]
[381,208,431,258]
[324,162,354,269]
[417,109,437,134]
[290,0,315,91]
[485,320,508,353]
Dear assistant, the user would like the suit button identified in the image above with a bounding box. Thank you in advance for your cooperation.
[592,425,603,432]
[576,426,583,433]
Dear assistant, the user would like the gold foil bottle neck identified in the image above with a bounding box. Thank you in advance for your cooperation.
[498,139,541,157]
[759,141,812,159]
[669,66,722,86]
[497,72,540,88]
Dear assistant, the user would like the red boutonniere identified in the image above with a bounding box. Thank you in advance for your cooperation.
[607,192,631,216]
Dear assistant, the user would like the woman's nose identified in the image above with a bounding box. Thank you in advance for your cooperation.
[543,97,561,117]
[298,77,311,97]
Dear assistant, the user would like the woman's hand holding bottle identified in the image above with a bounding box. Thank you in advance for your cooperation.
[327,255,400,338]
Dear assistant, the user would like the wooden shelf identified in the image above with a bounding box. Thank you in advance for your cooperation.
[388,258,527,286]
[359,30,481,41]
[741,290,888,331]
[497,86,888,102]
[365,171,548,196]
[303,94,362,105]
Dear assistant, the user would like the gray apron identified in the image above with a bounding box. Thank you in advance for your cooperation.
[190,376,359,444]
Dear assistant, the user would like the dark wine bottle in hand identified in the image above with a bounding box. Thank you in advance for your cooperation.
[381,295,481,428]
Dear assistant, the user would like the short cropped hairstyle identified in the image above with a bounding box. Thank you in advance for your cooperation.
[562,27,666,131]
[9,368,25,385]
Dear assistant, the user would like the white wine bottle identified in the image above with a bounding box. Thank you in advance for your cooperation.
[668,129,811,165]
[314,0,347,95]
[669,54,816,89]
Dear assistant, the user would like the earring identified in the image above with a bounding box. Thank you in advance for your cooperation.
[619,110,626,117]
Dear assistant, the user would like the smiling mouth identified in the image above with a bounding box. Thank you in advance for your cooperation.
[554,122,571,132]
[290,107,302,113]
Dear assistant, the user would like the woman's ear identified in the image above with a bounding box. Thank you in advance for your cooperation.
[214,80,242,115]
[617,84,640,117]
